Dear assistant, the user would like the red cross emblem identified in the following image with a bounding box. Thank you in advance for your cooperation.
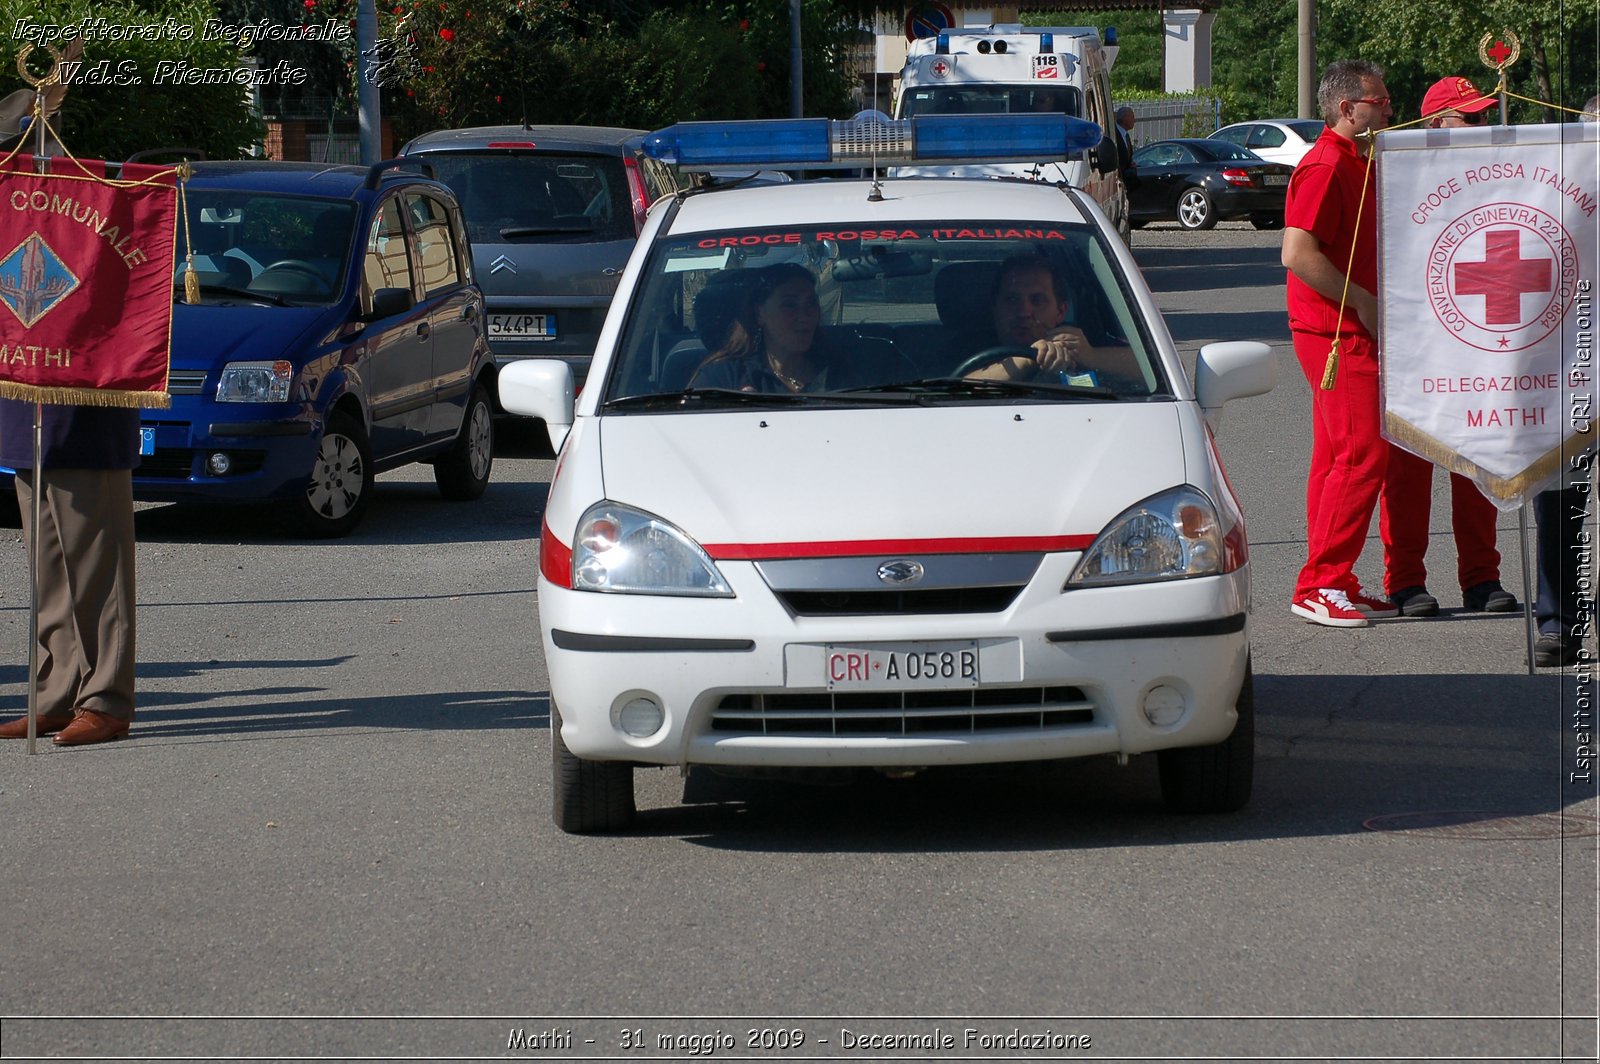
[930,58,950,78]
[1453,229,1552,326]
[1486,39,1514,65]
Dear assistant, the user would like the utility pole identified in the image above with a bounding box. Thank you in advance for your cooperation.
[790,0,804,117]
[357,0,382,163]
[1297,0,1315,119]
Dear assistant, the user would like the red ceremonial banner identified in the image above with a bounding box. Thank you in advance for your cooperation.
[0,154,177,408]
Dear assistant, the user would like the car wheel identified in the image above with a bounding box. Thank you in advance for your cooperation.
[1176,188,1217,231]
[433,382,494,500]
[1251,213,1284,230]
[296,410,373,537]
[551,702,636,833]
[1158,658,1254,813]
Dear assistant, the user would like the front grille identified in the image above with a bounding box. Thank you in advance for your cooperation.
[710,686,1094,737]
[776,586,1023,616]
[168,370,208,395]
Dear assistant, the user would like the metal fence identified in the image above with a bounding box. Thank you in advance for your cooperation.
[1122,97,1221,148]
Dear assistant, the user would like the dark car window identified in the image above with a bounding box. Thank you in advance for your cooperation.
[406,192,462,297]
[178,192,357,305]
[1247,125,1286,149]
[1193,141,1257,162]
[901,86,1086,119]
[1212,125,1250,146]
[1134,143,1183,166]
[1288,120,1325,141]
[362,197,414,316]
[423,152,634,243]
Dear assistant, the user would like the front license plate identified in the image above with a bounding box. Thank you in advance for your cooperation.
[489,312,557,339]
[825,641,980,690]
[1263,174,1289,186]
[139,427,154,456]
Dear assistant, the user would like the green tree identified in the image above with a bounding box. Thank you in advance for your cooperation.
[1,0,262,161]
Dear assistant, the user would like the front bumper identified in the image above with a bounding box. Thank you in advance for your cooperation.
[133,407,318,503]
[542,554,1251,769]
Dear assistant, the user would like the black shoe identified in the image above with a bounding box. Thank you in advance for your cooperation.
[1463,580,1518,612]
[1391,585,1439,617]
[1534,631,1579,668]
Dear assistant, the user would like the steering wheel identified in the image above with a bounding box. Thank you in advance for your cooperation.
[950,344,1039,378]
[260,260,327,283]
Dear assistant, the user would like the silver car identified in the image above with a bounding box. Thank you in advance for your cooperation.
[400,125,680,390]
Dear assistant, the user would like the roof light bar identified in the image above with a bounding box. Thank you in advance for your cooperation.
[641,113,1104,172]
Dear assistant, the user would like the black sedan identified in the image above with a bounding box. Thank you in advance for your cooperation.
[1128,139,1294,231]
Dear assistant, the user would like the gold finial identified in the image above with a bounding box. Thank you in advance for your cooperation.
[1478,30,1520,74]
[16,44,66,89]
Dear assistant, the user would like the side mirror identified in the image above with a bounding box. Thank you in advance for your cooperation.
[498,360,575,451]
[1195,341,1275,433]
[369,287,413,319]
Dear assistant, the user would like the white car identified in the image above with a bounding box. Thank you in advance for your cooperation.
[501,113,1276,832]
[1208,119,1326,168]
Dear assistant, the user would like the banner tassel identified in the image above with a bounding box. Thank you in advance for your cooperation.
[1320,338,1341,391]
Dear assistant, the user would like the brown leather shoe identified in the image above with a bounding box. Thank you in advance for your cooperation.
[52,708,131,746]
[0,708,74,739]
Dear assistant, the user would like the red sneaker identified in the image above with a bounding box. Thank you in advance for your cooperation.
[1346,587,1399,619]
[1290,588,1371,628]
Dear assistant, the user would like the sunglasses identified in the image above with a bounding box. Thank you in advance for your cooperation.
[1348,96,1391,107]
[1449,110,1487,124]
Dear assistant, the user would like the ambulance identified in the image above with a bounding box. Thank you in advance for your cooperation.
[893,25,1129,240]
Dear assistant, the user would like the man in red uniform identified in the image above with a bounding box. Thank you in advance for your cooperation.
[1376,76,1519,618]
[1284,59,1395,627]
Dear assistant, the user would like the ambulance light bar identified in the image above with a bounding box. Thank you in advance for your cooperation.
[642,114,1104,171]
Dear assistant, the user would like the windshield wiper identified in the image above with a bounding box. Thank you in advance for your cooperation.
[850,376,1119,400]
[498,222,596,238]
[604,388,917,411]
[175,281,288,306]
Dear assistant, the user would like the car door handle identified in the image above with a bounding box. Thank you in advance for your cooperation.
[416,322,431,340]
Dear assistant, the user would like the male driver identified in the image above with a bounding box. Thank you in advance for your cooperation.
[1284,59,1395,627]
[1377,76,1518,618]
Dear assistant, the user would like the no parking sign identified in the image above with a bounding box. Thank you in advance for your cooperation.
[904,2,954,42]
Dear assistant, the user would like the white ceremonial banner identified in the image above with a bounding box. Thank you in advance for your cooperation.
[1377,121,1599,508]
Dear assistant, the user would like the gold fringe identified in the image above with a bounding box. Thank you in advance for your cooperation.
[184,260,200,304]
[1319,338,1340,390]
[0,381,170,409]
[1382,410,1571,505]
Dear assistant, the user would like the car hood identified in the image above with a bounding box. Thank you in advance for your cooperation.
[595,404,1187,550]
[170,304,328,370]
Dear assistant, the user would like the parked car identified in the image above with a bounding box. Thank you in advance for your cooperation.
[398,125,680,391]
[139,160,496,536]
[498,113,1276,832]
[1128,139,1294,231]
[1208,119,1325,168]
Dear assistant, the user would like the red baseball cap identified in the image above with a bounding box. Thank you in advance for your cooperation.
[1421,76,1496,119]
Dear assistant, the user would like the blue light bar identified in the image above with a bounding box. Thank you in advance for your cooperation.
[641,114,1105,172]
[1039,32,1053,52]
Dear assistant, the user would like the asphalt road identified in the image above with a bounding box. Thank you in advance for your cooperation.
[0,221,1595,1063]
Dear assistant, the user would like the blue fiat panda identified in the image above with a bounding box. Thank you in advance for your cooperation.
[139,160,496,536]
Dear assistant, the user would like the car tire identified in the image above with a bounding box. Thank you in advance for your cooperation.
[1251,213,1284,230]
[296,409,373,537]
[551,703,636,833]
[1176,188,1217,231]
[1158,658,1254,813]
[433,382,494,501]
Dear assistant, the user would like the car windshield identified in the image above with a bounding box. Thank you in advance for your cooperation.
[900,86,1086,118]
[176,191,357,306]
[601,220,1167,408]
[420,152,634,244]
[1195,141,1259,162]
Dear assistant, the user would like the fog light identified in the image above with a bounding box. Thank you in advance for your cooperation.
[207,452,232,475]
[1142,685,1186,727]
[617,696,664,738]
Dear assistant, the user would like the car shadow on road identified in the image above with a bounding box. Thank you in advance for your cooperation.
[1133,244,1287,292]
[621,670,1593,852]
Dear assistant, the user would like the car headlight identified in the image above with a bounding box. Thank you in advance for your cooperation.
[216,360,293,403]
[569,501,733,597]
[1066,486,1237,587]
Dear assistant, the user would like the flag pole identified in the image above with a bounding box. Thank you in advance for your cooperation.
[24,73,48,753]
